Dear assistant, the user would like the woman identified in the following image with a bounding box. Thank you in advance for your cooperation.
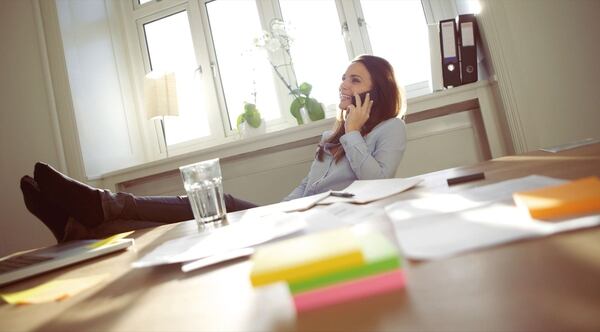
[20,55,407,242]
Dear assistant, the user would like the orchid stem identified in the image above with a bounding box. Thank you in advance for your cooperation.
[268,59,300,98]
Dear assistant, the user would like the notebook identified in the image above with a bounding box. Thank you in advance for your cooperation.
[0,238,134,286]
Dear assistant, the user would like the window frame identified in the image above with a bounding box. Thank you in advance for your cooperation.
[126,0,450,158]
[133,0,234,156]
[340,0,436,98]
[198,0,297,137]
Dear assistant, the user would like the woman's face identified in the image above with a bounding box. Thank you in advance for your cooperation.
[338,62,373,110]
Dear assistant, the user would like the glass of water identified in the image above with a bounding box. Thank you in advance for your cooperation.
[179,158,227,224]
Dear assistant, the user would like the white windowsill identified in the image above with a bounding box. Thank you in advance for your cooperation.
[408,79,492,105]
[96,80,492,189]
[95,117,336,187]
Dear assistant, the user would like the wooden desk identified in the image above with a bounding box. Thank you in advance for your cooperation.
[2,144,600,331]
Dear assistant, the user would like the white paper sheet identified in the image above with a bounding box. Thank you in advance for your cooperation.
[385,175,600,260]
[181,247,254,273]
[247,191,331,214]
[132,212,306,268]
[540,137,600,153]
[441,21,457,58]
[180,202,385,272]
[461,22,475,46]
[302,203,385,232]
[318,177,422,205]
[386,175,565,221]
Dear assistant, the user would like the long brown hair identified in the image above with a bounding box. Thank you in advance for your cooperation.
[317,55,404,162]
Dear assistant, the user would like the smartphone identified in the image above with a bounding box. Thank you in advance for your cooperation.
[344,91,372,121]
[350,91,372,107]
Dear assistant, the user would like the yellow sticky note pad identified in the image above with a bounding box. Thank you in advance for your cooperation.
[250,228,364,287]
[87,231,135,249]
[0,274,108,305]
[513,176,600,220]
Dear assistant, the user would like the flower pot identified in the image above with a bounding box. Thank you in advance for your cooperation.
[239,120,266,138]
[299,107,311,124]
[294,102,327,125]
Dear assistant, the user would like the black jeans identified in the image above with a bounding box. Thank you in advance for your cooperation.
[100,191,258,224]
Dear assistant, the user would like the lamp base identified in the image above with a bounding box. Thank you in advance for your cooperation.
[160,116,168,158]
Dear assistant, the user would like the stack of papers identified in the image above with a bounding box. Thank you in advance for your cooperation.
[385,175,600,260]
[134,177,421,271]
[253,177,422,213]
[133,212,306,268]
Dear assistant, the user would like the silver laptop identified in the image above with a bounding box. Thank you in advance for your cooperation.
[0,239,134,286]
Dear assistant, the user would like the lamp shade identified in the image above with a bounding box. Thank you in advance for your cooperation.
[143,71,179,120]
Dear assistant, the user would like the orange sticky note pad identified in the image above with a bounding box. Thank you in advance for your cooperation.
[513,176,600,220]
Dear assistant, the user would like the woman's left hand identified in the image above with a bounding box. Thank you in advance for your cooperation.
[345,92,373,133]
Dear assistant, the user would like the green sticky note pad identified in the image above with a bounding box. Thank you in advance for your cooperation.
[288,231,402,294]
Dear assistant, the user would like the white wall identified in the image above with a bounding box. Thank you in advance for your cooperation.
[0,0,61,256]
[55,0,145,177]
[478,0,600,151]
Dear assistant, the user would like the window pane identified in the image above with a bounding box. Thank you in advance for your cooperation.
[280,0,348,113]
[206,0,281,130]
[360,0,431,94]
[143,11,209,145]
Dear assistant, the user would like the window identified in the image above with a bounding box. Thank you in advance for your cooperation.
[279,0,349,113]
[141,9,209,145]
[359,0,431,95]
[128,0,438,157]
[205,0,281,130]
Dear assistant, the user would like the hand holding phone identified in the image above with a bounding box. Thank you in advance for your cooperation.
[350,91,372,107]
[345,91,373,133]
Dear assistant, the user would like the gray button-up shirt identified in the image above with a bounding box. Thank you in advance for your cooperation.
[283,117,407,201]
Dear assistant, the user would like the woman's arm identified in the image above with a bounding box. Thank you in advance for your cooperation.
[340,118,407,179]
[281,175,309,201]
[282,130,334,201]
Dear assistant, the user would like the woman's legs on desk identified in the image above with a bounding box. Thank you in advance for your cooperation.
[100,191,256,225]
[20,162,257,242]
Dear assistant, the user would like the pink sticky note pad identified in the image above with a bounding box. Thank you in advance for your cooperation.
[292,269,405,312]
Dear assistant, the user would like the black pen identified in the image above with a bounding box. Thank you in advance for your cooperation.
[446,172,485,186]
[330,191,355,198]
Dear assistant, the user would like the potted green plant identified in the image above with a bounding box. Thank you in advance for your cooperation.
[237,102,265,137]
[289,82,325,125]
[254,19,325,125]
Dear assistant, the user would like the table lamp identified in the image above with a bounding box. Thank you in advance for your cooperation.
[143,71,179,158]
